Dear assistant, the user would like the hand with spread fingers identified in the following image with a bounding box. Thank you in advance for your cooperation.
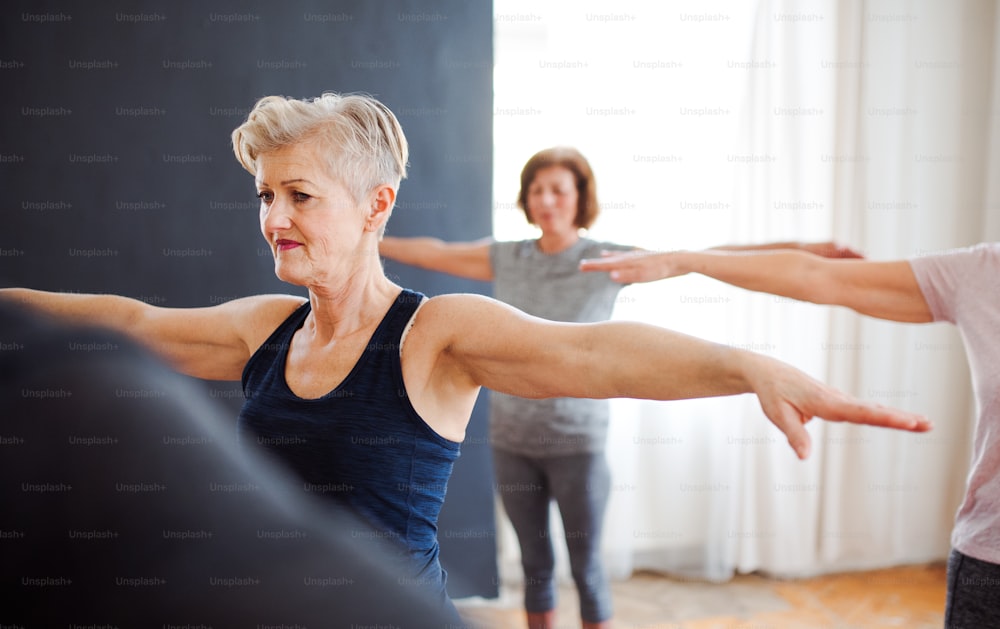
[741,352,930,460]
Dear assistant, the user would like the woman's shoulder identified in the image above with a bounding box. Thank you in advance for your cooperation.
[413,292,525,332]
[490,238,534,254]
[911,241,1000,270]
[579,238,634,257]
[970,241,1000,260]
[218,294,309,347]
[419,292,501,316]
[227,293,308,317]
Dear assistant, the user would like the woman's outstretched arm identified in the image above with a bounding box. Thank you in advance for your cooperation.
[420,294,932,460]
[379,236,494,281]
[580,249,932,323]
[0,288,304,380]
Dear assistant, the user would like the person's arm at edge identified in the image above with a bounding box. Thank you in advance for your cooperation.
[379,235,494,281]
[579,249,932,323]
[0,288,304,380]
[710,240,864,258]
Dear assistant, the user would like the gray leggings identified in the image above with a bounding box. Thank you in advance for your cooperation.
[945,548,1000,627]
[493,448,613,623]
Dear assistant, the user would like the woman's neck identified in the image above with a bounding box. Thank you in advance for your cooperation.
[536,230,580,254]
[305,268,399,344]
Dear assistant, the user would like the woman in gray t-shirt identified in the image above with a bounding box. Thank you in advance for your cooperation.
[380,147,858,629]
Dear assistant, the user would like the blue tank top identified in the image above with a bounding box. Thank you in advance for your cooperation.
[237,289,462,600]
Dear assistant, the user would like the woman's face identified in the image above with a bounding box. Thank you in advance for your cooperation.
[525,165,580,237]
[255,141,369,288]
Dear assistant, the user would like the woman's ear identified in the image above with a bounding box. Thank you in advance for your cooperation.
[366,185,396,233]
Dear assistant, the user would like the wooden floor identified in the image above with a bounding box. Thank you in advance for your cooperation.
[456,562,946,628]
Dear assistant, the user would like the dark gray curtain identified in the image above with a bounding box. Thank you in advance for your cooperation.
[1,0,496,599]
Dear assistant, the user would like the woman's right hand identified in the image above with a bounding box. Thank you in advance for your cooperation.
[579,250,686,284]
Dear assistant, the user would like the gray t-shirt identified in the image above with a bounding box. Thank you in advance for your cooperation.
[488,238,633,456]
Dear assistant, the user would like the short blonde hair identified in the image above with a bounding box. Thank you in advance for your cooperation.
[232,92,408,203]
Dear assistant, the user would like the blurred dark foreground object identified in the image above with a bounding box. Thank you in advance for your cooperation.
[0,301,468,628]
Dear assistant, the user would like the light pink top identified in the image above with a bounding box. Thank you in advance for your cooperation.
[910,242,1000,564]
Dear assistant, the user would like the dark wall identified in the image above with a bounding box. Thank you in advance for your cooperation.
[1,0,496,599]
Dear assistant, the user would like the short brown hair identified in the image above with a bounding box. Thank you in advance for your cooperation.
[517,147,600,229]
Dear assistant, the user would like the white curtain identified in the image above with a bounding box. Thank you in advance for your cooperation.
[491,0,999,586]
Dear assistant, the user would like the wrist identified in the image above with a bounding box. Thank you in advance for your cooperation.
[729,348,759,395]
[678,250,715,277]
[731,347,789,399]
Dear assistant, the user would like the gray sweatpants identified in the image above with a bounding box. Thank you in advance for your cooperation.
[945,548,1000,627]
[493,448,613,623]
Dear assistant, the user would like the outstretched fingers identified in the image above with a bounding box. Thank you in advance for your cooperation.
[579,251,670,284]
[766,400,813,460]
[756,374,932,460]
[813,392,932,432]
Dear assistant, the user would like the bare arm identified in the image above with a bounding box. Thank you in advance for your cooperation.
[710,240,864,258]
[579,249,932,323]
[423,294,930,459]
[379,236,494,281]
[0,288,304,380]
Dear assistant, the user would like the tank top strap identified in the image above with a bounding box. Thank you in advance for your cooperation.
[371,288,425,348]
[242,290,425,397]
[241,300,309,392]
